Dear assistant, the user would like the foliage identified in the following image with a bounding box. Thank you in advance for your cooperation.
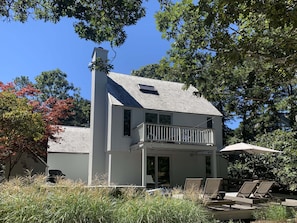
[131,63,179,82]
[15,70,90,127]
[255,130,297,192]
[253,204,295,221]
[0,176,214,223]
[155,0,297,141]
[115,195,211,223]
[227,130,297,192]
[0,82,73,179]
[0,0,146,46]
[34,69,79,101]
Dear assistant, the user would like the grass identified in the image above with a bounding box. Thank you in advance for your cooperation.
[253,204,297,222]
[0,175,214,223]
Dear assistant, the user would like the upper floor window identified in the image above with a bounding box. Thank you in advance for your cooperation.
[145,113,171,125]
[124,109,131,136]
[145,113,158,124]
[159,114,171,125]
[207,117,213,129]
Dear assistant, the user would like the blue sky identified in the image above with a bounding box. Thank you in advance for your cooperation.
[0,0,170,100]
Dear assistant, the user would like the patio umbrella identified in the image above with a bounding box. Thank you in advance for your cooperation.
[220,142,281,154]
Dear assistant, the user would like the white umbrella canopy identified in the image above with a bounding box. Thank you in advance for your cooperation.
[220,142,281,154]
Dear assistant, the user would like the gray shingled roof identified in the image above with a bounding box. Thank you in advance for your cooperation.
[48,126,90,153]
[107,72,222,116]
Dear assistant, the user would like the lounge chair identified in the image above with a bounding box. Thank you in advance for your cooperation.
[203,178,223,199]
[146,175,156,188]
[236,181,258,198]
[225,181,271,206]
[253,181,274,198]
[184,178,203,191]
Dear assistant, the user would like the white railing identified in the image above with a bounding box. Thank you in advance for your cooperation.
[132,123,214,145]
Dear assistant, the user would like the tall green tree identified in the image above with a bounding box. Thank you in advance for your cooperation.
[156,0,297,141]
[1,0,146,46]
[35,69,79,101]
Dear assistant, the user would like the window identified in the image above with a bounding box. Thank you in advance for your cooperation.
[207,117,213,128]
[145,113,171,125]
[159,114,171,125]
[145,113,158,124]
[124,109,131,136]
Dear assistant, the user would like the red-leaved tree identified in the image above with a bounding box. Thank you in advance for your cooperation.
[0,82,73,179]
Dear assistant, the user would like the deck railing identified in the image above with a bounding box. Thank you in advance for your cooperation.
[132,123,214,145]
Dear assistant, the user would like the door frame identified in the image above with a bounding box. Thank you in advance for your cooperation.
[147,154,171,188]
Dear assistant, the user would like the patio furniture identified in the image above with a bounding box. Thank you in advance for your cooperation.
[146,175,155,188]
[236,181,258,198]
[203,178,223,199]
[46,169,65,183]
[253,181,274,198]
[184,178,203,191]
[224,181,272,206]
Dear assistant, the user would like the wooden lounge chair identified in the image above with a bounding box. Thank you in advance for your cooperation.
[184,178,203,191]
[203,178,223,199]
[253,181,274,198]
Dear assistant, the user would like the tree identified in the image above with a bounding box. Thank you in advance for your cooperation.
[15,70,91,127]
[131,63,180,82]
[0,82,73,179]
[35,69,79,101]
[1,0,146,46]
[155,0,297,141]
[228,130,297,192]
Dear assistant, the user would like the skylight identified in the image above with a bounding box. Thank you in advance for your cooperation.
[138,84,159,95]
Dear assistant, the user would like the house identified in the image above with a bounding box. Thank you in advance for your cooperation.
[47,126,90,183]
[88,47,227,187]
[3,152,47,180]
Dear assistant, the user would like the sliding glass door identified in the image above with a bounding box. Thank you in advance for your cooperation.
[147,156,170,188]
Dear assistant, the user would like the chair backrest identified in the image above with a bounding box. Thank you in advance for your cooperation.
[254,181,274,198]
[184,178,203,191]
[237,181,258,198]
[146,175,155,184]
[203,178,223,199]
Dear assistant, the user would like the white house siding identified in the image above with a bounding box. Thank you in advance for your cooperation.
[107,105,133,152]
[108,150,142,185]
[47,153,89,183]
[170,152,207,187]
[217,156,228,178]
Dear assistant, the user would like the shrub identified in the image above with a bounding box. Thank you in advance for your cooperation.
[253,204,295,221]
[114,195,212,223]
[0,176,214,223]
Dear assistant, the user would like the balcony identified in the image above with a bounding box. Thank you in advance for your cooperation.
[132,123,214,146]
